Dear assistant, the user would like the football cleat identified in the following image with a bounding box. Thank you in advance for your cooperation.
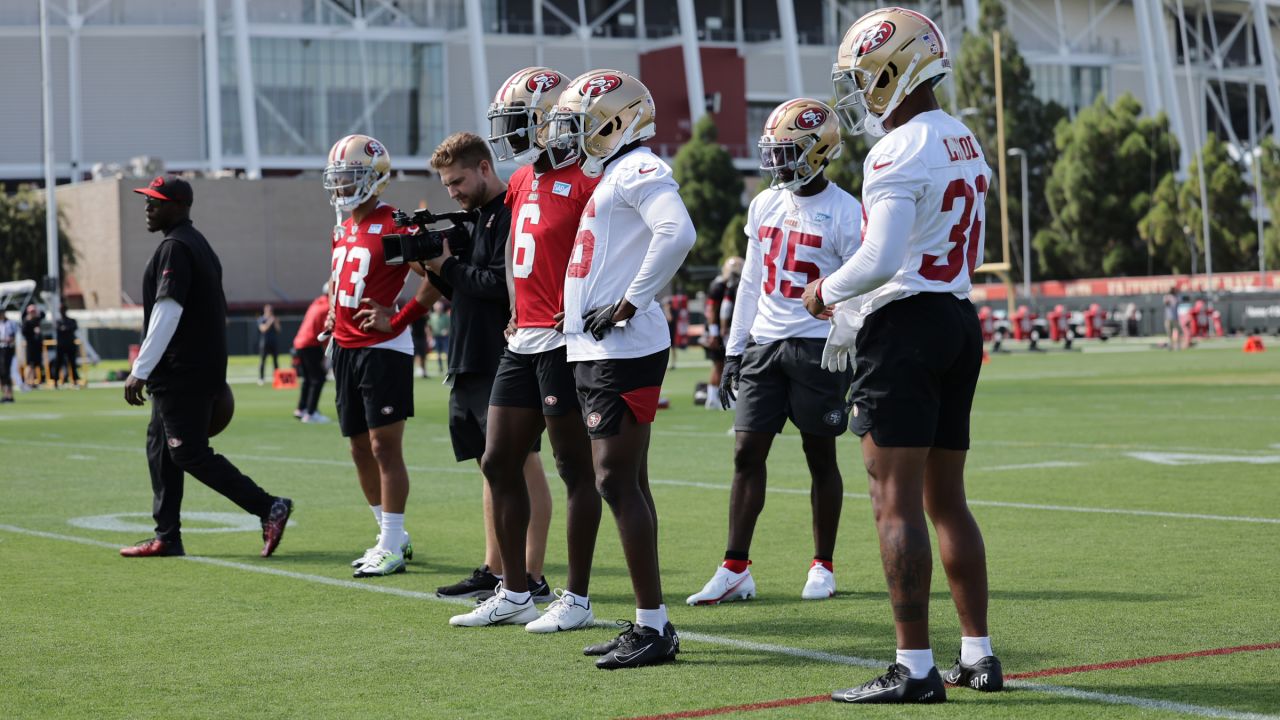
[260,497,293,558]
[119,537,185,558]
[525,589,594,633]
[584,621,679,658]
[353,549,405,578]
[301,412,331,424]
[528,575,553,604]
[943,655,1004,692]
[594,623,678,670]
[687,565,756,605]
[801,563,836,600]
[449,587,540,627]
[832,665,946,704]
[350,534,414,568]
[436,566,500,599]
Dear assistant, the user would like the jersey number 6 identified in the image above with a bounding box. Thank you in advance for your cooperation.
[513,204,540,279]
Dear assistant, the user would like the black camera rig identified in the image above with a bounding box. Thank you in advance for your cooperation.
[382,206,479,266]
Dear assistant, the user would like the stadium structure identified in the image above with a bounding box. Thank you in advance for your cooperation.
[2,0,1276,180]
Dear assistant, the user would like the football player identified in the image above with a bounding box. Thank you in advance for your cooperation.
[701,256,742,410]
[447,67,604,632]
[804,8,1002,703]
[687,98,862,606]
[323,134,421,578]
[544,69,696,669]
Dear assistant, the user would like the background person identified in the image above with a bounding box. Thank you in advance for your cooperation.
[411,314,430,379]
[429,300,450,374]
[257,303,281,384]
[292,284,330,423]
[52,309,80,388]
[0,314,17,402]
[702,257,742,409]
[120,174,292,559]
[21,304,44,387]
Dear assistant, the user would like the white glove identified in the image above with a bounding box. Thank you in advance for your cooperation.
[821,303,860,373]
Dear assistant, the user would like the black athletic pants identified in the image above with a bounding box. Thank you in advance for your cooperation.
[147,388,274,541]
[259,340,279,380]
[295,346,326,415]
[52,344,78,385]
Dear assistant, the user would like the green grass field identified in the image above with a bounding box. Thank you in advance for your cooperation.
[1,340,1278,719]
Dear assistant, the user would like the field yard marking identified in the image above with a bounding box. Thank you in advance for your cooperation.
[2,523,1276,720]
[974,461,1084,472]
[645,479,1280,525]
[1128,452,1280,466]
[1006,642,1280,680]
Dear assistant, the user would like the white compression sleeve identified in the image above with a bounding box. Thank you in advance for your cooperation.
[131,298,183,380]
[624,187,697,310]
[819,195,916,305]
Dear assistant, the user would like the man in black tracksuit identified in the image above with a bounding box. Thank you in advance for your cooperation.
[120,175,293,559]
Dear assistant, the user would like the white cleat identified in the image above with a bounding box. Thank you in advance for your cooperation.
[801,564,836,600]
[525,589,594,633]
[450,587,541,627]
[302,412,331,424]
[351,533,414,568]
[686,566,756,606]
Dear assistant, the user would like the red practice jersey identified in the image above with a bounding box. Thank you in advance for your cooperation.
[504,164,599,328]
[330,203,412,349]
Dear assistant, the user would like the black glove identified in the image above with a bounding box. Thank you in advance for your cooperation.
[583,302,620,341]
[720,355,742,410]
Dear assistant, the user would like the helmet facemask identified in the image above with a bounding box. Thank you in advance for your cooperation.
[488,101,543,166]
[760,136,818,192]
[831,52,921,138]
[545,109,585,171]
[324,164,383,211]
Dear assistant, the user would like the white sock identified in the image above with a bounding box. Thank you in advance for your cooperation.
[562,591,589,608]
[961,636,993,665]
[377,512,405,553]
[636,605,668,635]
[370,504,383,529]
[500,586,530,604]
[705,385,720,408]
[896,648,935,679]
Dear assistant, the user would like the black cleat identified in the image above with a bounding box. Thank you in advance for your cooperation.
[943,655,1004,692]
[832,664,946,704]
[594,623,677,669]
[260,497,293,557]
[436,566,501,600]
[528,575,553,604]
[584,621,679,658]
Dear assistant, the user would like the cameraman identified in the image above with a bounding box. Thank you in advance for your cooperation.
[359,133,552,600]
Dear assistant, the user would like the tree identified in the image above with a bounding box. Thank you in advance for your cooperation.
[1137,173,1194,275]
[1178,133,1256,273]
[1036,93,1179,278]
[952,0,1066,273]
[719,212,748,262]
[825,129,870,200]
[0,184,77,285]
[673,115,744,271]
[1256,136,1280,271]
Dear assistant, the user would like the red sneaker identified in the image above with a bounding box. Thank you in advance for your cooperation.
[120,537,185,558]
[260,497,293,557]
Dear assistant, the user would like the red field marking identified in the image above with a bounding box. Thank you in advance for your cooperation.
[621,642,1280,720]
[1004,641,1280,680]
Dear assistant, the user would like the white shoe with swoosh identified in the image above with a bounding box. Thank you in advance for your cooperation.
[449,586,541,627]
[686,566,756,605]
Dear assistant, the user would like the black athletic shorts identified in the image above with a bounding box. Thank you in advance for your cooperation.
[573,348,668,440]
[848,293,983,450]
[735,338,852,437]
[490,346,579,416]
[449,372,492,462]
[704,343,726,362]
[333,345,414,437]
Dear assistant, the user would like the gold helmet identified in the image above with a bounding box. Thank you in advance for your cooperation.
[487,67,569,166]
[545,69,657,177]
[722,256,744,279]
[831,7,951,137]
[758,98,843,192]
[323,134,392,211]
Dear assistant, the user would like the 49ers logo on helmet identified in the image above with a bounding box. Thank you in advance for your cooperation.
[526,72,561,92]
[581,74,623,97]
[796,107,827,129]
[858,20,895,56]
[364,139,385,157]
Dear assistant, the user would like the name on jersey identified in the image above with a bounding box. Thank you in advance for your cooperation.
[784,216,802,229]
[943,135,980,162]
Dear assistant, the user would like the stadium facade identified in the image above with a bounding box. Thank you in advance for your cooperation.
[2,0,1276,181]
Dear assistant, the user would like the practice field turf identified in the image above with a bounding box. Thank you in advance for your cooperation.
[1,340,1277,719]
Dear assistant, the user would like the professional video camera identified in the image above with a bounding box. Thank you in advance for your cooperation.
[382,205,478,266]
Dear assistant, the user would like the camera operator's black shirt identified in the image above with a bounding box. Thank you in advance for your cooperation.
[428,192,510,377]
[141,219,228,392]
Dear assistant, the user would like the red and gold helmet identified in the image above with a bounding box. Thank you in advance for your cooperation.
[323,134,391,211]
[832,7,951,137]
[758,98,843,192]
[545,69,656,177]
[487,67,570,165]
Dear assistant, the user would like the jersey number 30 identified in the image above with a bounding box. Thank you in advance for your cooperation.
[920,175,988,282]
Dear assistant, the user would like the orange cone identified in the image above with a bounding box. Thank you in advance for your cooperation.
[1243,336,1265,353]
[273,368,299,388]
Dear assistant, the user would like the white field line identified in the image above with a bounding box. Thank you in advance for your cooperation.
[3,437,1278,525]
[975,461,1084,472]
[644,479,1280,525]
[1,522,1274,720]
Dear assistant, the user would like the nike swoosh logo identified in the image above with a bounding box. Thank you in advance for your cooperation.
[872,160,893,170]
[488,604,529,621]
[638,167,656,174]
[841,685,896,702]
[613,642,655,664]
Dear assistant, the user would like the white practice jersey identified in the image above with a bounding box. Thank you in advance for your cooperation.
[727,182,863,357]
[824,110,992,324]
[562,147,696,361]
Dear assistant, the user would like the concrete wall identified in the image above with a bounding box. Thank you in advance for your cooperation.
[60,175,456,311]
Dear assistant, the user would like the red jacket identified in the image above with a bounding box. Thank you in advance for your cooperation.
[293,295,330,350]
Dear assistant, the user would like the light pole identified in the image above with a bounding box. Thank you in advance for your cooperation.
[1008,147,1030,299]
